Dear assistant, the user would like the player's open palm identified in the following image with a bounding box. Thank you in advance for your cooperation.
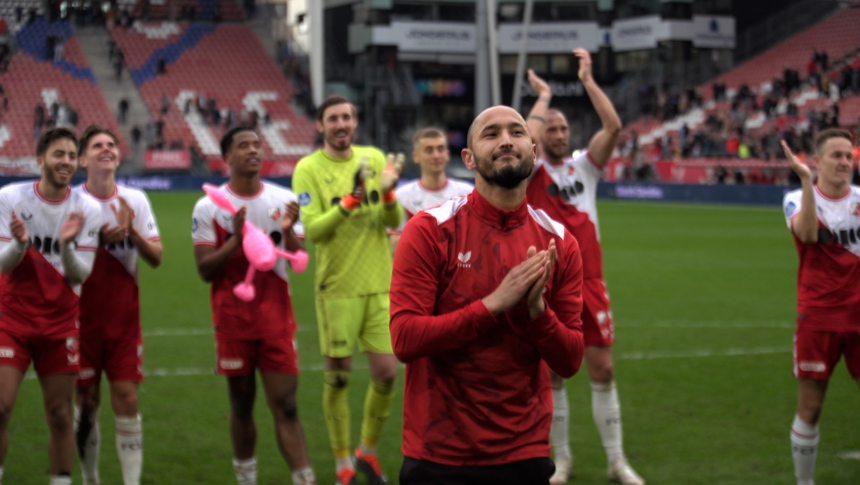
[574,48,593,83]
[484,247,548,315]
[282,201,300,232]
[112,195,134,228]
[782,140,811,181]
[10,212,29,244]
[60,210,84,244]
[526,239,557,318]
[527,69,551,97]
[233,206,247,239]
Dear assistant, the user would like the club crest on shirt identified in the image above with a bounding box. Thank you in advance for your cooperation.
[851,202,860,217]
[568,165,576,176]
[268,207,282,220]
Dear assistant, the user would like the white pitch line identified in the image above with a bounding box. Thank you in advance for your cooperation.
[142,326,315,337]
[24,346,790,379]
[621,322,792,329]
[617,346,788,361]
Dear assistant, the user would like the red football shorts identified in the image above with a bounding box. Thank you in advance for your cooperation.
[215,334,299,377]
[0,330,79,376]
[793,328,860,380]
[581,278,614,347]
[77,336,144,387]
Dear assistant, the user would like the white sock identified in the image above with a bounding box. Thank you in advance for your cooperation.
[591,381,624,463]
[550,387,571,459]
[233,457,257,485]
[75,405,101,484]
[359,443,376,456]
[791,414,819,485]
[336,457,353,472]
[115,414,143,485]
[292,467,316,485]
[49,476,72,485]
[0,466,4,483]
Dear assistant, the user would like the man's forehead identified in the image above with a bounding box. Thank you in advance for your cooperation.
[475,107,525,129]
[49,138,76,152]
[323,103,352,118]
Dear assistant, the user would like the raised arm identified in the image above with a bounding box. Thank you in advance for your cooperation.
[526,69,553,146]
[576,48,622,168]
[783,140,818,243]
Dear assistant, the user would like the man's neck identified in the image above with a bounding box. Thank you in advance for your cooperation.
[420,172,448,190]
[475,178,525,211]
[323,145,352,160]
[86,175,116,198]
[37,179,68,200]
[543,154,565,167]
[817,179,849,199]
[229,174,262,196]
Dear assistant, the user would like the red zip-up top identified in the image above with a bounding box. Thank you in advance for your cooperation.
[390,189,585,466]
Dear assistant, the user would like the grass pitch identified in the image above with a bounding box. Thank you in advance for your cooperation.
[4,193,859,484]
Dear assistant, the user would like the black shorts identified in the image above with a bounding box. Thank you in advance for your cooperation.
[400,456,555,485]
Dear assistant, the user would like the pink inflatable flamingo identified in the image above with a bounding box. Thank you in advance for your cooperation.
[202,184,309,302]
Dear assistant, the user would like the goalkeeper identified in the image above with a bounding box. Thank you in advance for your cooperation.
[292,95,403,485]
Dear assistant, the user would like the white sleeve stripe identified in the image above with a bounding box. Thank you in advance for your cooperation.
[426,196,468,225]
[527,206,566,239]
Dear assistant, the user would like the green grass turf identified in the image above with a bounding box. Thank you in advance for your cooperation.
[4,194,859,484]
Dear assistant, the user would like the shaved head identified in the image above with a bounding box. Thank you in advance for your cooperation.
[467,106,529,150]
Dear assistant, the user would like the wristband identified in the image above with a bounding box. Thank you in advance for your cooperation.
[528,115,546,123]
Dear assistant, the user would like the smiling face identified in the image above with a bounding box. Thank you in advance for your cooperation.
[225,130,263,176]
[462,106,536,190]
[317,102,357,154]
[413,135,450,177]
[541,109,571,162]
[79,132,120,175]
[38,138,78,190]
[814,134,855,194]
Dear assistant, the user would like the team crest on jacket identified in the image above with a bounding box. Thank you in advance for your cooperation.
[268,207,281,220]
[852,202,860,217]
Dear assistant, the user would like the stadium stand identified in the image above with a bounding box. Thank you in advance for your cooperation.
[121,0,244,22]
[109,21,316,175]
[0,18,129,165]
[619,4,860,184]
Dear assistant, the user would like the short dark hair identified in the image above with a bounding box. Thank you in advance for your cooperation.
[412,127,446,150]
[814,128,853,154]
[37,127,77,157]
[220,126,257,158]
[77,125,118,156]
[316,95,356,123]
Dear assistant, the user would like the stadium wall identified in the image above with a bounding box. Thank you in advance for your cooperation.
[0,177,791,206]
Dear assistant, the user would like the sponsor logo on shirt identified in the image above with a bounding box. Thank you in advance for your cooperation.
[20,211,33,221]
[219,358,244,370]
[457,251,472,268]
[799,361,826,372]
[78,368,95,380]
[0,347,14,358]
[298,192,311,206]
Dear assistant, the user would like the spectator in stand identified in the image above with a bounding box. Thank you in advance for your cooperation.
[131,125,142,151]
[160,95,169,115]
[156,55,166,75]
[118,98,129,125]
[114,50,124,84]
